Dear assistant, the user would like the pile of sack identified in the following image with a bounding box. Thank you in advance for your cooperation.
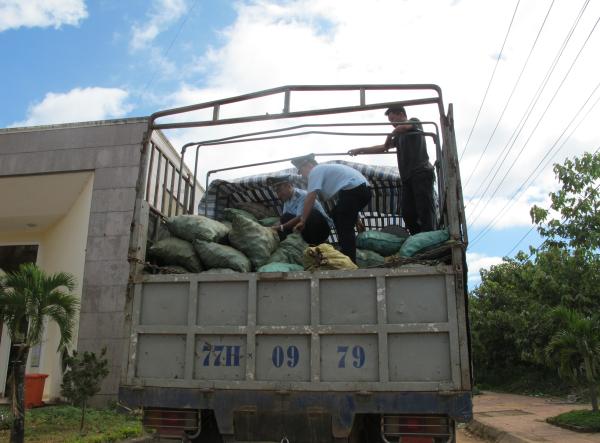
[147,205,450,274]
[355,228,451,268]
[147,207,311,274]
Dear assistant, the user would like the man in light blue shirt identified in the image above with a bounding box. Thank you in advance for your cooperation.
[267,175,331,245]
[291,154,371,263]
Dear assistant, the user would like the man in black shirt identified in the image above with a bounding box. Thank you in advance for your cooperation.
[348,105,435,234]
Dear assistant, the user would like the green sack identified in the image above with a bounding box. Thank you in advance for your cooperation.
[194,240,252,273]
[356,231,406,256]
[258,216,281,227]
[223,207,257,222]
[267,233,308,266]
[147,237,203,272]
[228,212,280,269]
[398,229,450,257]
[258,262,304,272]
[233,201,277,219]
[356,249,385,268]
[166,215,229,243]
[200,268,239,274]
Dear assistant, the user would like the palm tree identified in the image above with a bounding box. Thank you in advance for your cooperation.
[545,307,600,412]
[0,263,79,443]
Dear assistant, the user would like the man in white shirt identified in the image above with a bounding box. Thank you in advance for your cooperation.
[267,175,332,245]
[291,155,371,263]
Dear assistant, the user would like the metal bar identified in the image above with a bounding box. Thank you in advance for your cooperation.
[145,143,156,202]
[191,144,201,214]
[284,90,290,113]
[213,104,220,121]
[168,161,176,216]
[150,84,442,120]
[181,121,440,148]
[175,146,186,216]
[153,97,440,130]
[360,88,366,106]
[152,152,162,209]
[161,157,170,214]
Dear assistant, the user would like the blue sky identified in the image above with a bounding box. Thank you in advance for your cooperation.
[2,0,599,288]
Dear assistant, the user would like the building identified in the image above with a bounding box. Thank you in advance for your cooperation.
[0,118,202,404]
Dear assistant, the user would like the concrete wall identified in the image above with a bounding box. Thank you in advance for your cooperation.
[0,119,148,404]
[36,174,94,400]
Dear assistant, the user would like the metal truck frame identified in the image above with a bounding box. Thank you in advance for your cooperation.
[119,85,471,442]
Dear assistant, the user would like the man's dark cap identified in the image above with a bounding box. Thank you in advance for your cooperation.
[291,153,316,169]
[384,104,406,116]
[266,175,291,187]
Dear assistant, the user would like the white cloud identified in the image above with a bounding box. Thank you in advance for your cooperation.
[466,252,504,288]
[12,87,132,127]
[130,0,187,51]
[0,0,87,32]
[154,0,600,233]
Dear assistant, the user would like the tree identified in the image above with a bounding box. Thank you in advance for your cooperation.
[61,348,109,432]
[0,263,79,443]
[545,307,600,411]
[531,151,600,252]
[470,151,600,390]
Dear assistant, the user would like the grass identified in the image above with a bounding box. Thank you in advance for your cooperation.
[547,409,600,432]
[0,403,144,442]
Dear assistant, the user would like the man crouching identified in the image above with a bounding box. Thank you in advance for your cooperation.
[267,175,332,245]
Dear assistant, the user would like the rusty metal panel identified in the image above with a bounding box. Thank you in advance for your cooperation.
[386,275,448,324]
[136,334,186,379]
[257,280,310,325]
[194,335,246,380]
[319,278,377,325]
[140,282,189,326]
[255,335,311,381]
[388,333,451,382]
[320,334,378,382]
[197,281,248,326]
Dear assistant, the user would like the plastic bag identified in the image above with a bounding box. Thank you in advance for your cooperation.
[166,215,229,243]
[303,243,358,271]
[194,240,251,273]
[228,211,280,269]
[147,238,203,272]
[356,231,406,256]
[398,229,450,257]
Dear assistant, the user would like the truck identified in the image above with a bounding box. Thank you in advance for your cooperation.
[118,84,471,442]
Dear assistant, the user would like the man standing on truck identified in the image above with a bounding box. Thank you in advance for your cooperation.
[348,105,435,235]
[267,175,332,245]
[291,154,370,263]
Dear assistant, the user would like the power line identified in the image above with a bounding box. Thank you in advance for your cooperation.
[141,0,201,94]
[505,226,536,257]
[465,0,591,220]
[470,82,600,246]
[459,0,521,161]
[463,0,555,192]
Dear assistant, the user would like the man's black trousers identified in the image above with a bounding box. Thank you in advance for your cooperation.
[401,169,435,235]
[331,184,371,263]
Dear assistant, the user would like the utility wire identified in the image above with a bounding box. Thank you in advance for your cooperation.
[470,81,600,246]
[467,1,594,228]
[463,0,555,191]
[466,0,591,220]
[141,0,201,94]
[505,226,536,256]
[459,0,521,161]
